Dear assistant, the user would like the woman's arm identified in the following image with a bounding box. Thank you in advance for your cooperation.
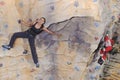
[42,27,55,35]
[43,27,62,38]
[18,19,33,27]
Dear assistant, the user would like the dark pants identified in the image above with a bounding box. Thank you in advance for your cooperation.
[8,31,38,64]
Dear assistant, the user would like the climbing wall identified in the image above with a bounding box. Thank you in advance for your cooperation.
[84,0,120,80]
[110,0,120,20]
[0,0,115,80]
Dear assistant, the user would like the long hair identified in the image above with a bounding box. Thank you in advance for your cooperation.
[35,17,46,27]
[40,17,46,28]
[41,17,46,25]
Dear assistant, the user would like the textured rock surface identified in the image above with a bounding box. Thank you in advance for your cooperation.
[36,16,96,80]
[99,21,120,80]
[0,0,120,80]
[0,15,98,80]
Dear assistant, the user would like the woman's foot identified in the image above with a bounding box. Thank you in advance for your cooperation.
[2,45,11,50]
[35,63,39,68]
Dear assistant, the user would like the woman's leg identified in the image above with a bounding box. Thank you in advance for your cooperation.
[28,36,39,67]
[8,32,28,48]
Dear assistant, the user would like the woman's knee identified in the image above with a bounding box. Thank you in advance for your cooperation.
[12,33,18,37]
[13,32,22,38]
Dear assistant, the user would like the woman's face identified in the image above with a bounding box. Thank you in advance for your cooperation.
[38,18,45,24]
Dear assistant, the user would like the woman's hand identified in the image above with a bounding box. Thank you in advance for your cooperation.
[17,19,33,27]
[55,33,62,38]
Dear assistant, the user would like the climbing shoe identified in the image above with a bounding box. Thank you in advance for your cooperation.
[2,45,11,50]
[98,56,104,65]
[36,63,39,68]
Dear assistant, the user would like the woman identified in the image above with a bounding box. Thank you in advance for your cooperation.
[2,17,58,68]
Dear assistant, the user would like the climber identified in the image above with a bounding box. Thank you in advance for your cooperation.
[98,33,113,65]
[2,17,59,68]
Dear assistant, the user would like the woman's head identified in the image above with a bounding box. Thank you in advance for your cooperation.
[37,17,46,25]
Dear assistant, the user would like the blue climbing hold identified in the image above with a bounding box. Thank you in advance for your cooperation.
[2,47,6,51]
[93,0,97,2]
[94,22,99,27]
[74,1,79,8]
[19,2,23,7]
[4,24,8,28]
[74,66,80,71]
[0,63,3,67]
[50,6,55,11]
[90,75,95,80]
[49,77,54,80]
[95,65,101,70]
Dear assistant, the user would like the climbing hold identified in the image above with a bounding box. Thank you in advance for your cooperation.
[67,62,72,65]
[93,0,97,2]
[74,66,80,71]
[95,37,99,40]
[23,49,28,54]
[19,2,23,7]
[90,75,95,80]
[95,65,101,70]
[16,74,20,77]
[0,63,3,67]
[4,24,8,28]
[94,22,99,27]
[74,1,79,8]
[49,77,54,80]
[111,16,115,20]
[18,19,21,24]
[2,48,6,51]
[50,6,55,11]
[89,69,93,73]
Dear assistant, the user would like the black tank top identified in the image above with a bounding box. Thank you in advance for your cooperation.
[27,22,44,37]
